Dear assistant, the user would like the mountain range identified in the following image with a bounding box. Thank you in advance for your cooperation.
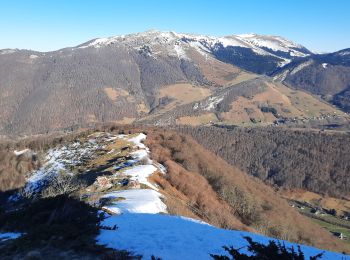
[1,30,350,258]
[0,30,349,136]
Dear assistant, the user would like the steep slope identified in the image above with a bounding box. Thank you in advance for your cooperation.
[176,126,350,198]
[140,76,345,127]
[237,33,312,59]
[0,44,208,135]
[1,127,349,254]
[0,30,318,136]
[273,48,350,111]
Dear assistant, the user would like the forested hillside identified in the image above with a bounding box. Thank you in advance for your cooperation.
[177,126,350,198]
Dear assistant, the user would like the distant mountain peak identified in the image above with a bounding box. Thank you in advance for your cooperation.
[75,30,311,62]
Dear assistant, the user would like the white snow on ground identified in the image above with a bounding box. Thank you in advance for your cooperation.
[290,60,314,75]
[16,131,166,199]
[322,63,328,69]
[75,30,309,67]
[13,149,30,156]
[21,133,124,194]
[101,189,167,214]
[128,133,147,149]
[97,213,345,260]
[204,96,224,111]
[217,36,247,48]
[237,34,308,57]
[130,150,149,162]
[29,54,38,59]
[96,132,347,260]
[278,58,291,67]
[0,232,23,242]
[173,44,188,59]
[123,165,159,190]
[273,69,289,81]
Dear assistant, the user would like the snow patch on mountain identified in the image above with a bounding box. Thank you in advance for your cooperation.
[18,133,125,195]
[128,133,147,149]
[75,30,310,65]
[290,60,314,75]
[101,189,166,214]
[97,213,344,260]
[237,34,308,57]
[123,165,159,190]
[205,96,224,111]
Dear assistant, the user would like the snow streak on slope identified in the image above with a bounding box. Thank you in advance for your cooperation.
[237,33,309,57]
[93,133,166,215]
[101,189,166,214]
[123,165,159,190]
[0,232,23,242]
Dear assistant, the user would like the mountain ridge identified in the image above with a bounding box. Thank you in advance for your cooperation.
[0,30,348,136]
[0,30,313,54]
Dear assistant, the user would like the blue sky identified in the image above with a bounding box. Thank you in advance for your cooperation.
[0,0,349,52]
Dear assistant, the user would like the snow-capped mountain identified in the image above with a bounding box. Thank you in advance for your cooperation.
[78,30,310,56]
[237,33,312,57]
[76,30,312,72]
[272,47,350,111]
[0,30,347,136]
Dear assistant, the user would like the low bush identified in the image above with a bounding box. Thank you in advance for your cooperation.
[210,236,324,260]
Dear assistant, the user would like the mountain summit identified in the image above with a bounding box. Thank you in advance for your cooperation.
[76,30,312,63]
[0,30,346,136]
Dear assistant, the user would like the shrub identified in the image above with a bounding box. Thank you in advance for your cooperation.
[41,173,84,198]
[210,236,324,260]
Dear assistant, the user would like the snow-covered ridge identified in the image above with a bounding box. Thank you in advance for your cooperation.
[237,33,308,57]
[14,132,167,215]
[5,132,348,259]
[76,30,311,63]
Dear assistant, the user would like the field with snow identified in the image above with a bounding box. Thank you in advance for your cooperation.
[3,131,349,259]
[97,213,347,260]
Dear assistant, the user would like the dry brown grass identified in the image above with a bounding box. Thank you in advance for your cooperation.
[114,117,136,124]
[280,188,350,216]
[219,81,344,125]
[186,48,253,86]
[224,72,259,87]
[176,113,218,126]
[157,83,211,111]
[0,151,39,192]
[104,87,130,101]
